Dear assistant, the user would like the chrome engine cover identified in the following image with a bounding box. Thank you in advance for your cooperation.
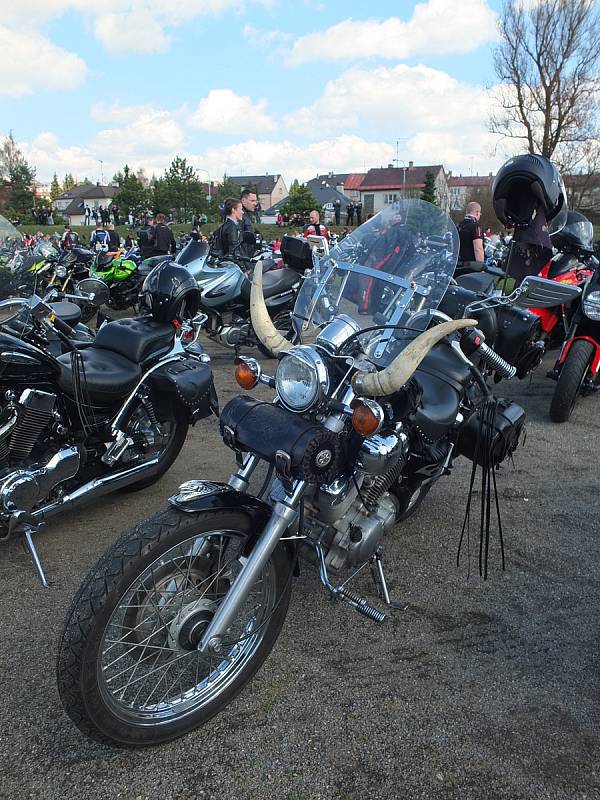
[0,447,80,515]
[325,492,398,570]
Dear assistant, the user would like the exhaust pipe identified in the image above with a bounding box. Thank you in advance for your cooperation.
[30,454,161,525]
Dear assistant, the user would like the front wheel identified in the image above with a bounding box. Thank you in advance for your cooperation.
[57,508,293,746]
[549,339,595,423]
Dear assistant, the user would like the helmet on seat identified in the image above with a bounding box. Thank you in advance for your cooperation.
[551,209,594,254]
[492,154,567,232]
[140,261,201,322]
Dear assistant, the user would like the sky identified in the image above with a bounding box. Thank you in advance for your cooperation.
[0,0,516,187]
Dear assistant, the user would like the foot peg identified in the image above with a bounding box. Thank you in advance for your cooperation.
[102,430,133,466]
[337,587,386,623]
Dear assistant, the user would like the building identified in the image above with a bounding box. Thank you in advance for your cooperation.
[310,172,366,203]
[31,181,53,201]
[564,173,600,222]
[357,163,450,214]
[305,176,352,218]
[447,173,494,212]
[53,184,118,225]
[228,174,288,212]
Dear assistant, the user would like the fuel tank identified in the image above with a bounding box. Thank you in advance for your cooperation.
[0,331,60,383]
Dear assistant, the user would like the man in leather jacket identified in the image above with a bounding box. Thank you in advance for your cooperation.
[216,198,243,258]
[152,212,177,257]
[138,216,155,259]
[240,189,258,258]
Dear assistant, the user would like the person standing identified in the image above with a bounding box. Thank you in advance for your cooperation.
[112,204,120,226]
[90,222,110,252]
[107,223,120,251]
[346,201,355,226]
[138,216,155,259]
[303,210,330,240]
[151,213,176,257]
[128,208,134,226]
[84,205,91,226]
[240,189,258,258]
[215,198,243,258]
[355,201,363,226]
[61,225,75,249]
[457,201,484,263]
[333,198,341,226]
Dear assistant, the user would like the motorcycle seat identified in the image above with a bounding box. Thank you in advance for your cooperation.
[56,349,142,404]
[50,301,82,329]
[240,267,299,304]
[94,317,175,363]
[411,370,461,442]
[139,255,172,277]
[455,272,496,294]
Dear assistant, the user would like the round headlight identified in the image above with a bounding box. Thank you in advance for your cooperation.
[583,290,600,321]
[54,266,67,278]
[275,346,329,411]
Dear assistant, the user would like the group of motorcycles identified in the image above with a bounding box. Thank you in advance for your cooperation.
[0,153,598,747]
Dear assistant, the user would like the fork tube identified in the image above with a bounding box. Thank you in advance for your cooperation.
[198,479,306,654]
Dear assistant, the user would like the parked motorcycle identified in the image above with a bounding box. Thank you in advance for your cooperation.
[56,200,577,746]
[177,232,307,353]
[546,212,600,421]
[0,262,217,586]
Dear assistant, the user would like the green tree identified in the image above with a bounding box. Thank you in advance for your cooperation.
[50,173,62,200]
[282,179,318,216]
[152,156,207,222]
[63,173,75,192]
[113,164,148,215]
[421,172,437,205]
[0,133,36,219]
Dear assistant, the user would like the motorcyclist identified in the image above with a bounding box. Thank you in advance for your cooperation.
[240,189,258,259]
[457,201,484,264]
[151,213,177,257]
[138,216,155,259]
[214,198,243,259]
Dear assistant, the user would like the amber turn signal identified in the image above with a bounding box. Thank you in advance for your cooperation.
[351,399,384,437]
[235,358,260,389]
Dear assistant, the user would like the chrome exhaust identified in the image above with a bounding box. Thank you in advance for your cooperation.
[30,454,161,524]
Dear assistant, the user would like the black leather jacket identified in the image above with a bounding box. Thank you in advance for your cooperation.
[217,218,242,258]
[152,223,176,256]
[241,210,256,258]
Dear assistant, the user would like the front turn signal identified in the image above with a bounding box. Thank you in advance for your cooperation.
[235,357,261,389]
[351,399,384,437]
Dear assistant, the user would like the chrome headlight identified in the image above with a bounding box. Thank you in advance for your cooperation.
[275,346,329,411]
[583,290,600,321]
[54,266,67,278]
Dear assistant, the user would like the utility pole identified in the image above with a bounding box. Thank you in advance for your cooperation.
[98,159,104,184]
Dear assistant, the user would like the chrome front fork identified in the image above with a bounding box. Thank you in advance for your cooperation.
[198,464,306,655]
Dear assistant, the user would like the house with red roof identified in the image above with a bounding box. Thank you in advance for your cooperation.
[357,162,450,214]
[447,172,495,211]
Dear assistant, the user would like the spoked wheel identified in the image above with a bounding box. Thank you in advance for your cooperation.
[118,399,188,491]
[57,509,293,746]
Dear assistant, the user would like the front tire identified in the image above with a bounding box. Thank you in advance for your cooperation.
[57,508,292,746]
[549,339,595,423]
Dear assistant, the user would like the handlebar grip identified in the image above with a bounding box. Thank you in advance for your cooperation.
[51,314,74,337]
[477,341,517,379]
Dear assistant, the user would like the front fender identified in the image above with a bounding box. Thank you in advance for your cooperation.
[168,480,299,571]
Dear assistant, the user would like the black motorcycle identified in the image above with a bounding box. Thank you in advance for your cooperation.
[0,262,217,585]
[56,200,577,746]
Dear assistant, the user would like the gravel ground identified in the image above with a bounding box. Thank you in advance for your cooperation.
[0,342,598,800]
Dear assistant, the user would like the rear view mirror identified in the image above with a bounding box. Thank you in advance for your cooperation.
[514,275,581,309]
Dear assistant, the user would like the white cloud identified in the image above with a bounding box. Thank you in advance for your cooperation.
[0,25,87,96]
[285,0,499,65]
[94,11,170,54]
[192,134,395,184]
[90,102,157,124]
[189,89,276,134]
[93,110,185,158]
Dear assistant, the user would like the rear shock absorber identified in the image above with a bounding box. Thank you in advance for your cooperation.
[462,328,517,380]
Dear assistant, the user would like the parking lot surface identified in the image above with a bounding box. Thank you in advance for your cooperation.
[0,343,598,800]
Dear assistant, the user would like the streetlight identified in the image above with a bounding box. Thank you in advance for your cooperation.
[196,168,212,204]
[394,139,409,198]
[98,159,104,185]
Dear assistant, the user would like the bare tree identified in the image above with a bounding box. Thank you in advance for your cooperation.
[490,0,600,170]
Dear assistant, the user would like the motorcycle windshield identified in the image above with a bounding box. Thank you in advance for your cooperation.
[293,200,459,362]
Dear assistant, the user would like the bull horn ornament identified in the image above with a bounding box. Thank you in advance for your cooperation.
[352,318,478,397]
[250,261,294,356]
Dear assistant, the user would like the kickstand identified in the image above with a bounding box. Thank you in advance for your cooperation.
[370,548,403,610]
[23,530,49,588]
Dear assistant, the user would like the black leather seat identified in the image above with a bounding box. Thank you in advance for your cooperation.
[50,301,82,328]
[455,272,496,295]
[240,267,299,304]
[94,317,175,363]
[411,371,461,442]
[139,255,172,277]
[56,349,142,404]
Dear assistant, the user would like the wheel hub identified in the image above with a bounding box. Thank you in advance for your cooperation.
[168,598,217,652]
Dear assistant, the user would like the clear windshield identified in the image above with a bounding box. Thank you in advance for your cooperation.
[293,199,458,359]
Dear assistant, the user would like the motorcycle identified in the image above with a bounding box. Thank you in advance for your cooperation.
[548,260,600,421]
[0,272,217,587]
[56,200,577,746]
[177,232,307,353]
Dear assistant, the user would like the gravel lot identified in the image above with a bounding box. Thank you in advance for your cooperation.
[0,342,598,800]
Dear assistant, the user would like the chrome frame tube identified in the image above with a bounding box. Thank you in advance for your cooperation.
[198,479,307,654]
[227,453,260,492]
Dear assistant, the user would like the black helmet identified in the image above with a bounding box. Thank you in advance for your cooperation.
[140,261,201,322]
[492,154,567,232]
[551,210,594,254]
